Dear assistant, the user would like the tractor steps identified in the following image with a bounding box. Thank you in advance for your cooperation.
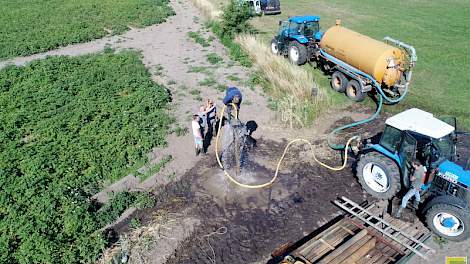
[273,197,433,264]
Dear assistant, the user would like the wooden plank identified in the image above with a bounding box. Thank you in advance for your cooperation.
[298,219,350,255]
[355,248,381,264]
[303,227,349,259]
[327,235,372,264]
[305,227,354,261]
[344,237,376,264]
[318,229,368,264]
[303,222,360,261]
[343,217,406,255]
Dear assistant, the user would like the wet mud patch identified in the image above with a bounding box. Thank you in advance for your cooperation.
[161,138,367,264]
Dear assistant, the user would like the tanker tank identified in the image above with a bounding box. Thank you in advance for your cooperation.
[320,25,406,87]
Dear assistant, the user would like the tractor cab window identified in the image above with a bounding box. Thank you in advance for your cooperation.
[288,22,300,35]
[279,21,289,36]
[302,21,320,36]
[432,135,456,162]
[380,125,402,153]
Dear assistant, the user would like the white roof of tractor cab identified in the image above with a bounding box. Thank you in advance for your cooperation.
[385,108,455,139]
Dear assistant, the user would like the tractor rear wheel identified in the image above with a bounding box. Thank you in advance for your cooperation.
[331,71,348,92]
[346,79,366,102]
[426,203,470,241]
[271,39,280,55]
[356,152,401,199]
[288,41,308,65]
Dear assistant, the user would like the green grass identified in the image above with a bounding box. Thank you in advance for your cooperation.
[188,31,210,47]
[250,0,470,127]
[198,76,217,87]
[188,65,209,73]
[0,0,174,58]
[206,52,223,64]
[0,51,171,263]
[138,155,173,180]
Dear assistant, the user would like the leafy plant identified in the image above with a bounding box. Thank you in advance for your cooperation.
[0,0,175,58]
[0,51,170,264]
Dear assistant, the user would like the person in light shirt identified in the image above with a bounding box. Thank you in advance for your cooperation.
[191,114,203,156]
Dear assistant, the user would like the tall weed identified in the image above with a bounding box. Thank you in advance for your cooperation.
[237,35,332,127]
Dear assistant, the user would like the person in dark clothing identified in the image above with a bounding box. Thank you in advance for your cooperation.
[223,87,242,123]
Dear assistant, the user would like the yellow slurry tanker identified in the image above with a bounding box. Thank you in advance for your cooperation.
[271,18,417,103]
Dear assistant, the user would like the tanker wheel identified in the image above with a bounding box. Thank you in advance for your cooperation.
[271,38,280,55]
[331,71,348,92]
[288,41,308,65]
[346,79,366,102]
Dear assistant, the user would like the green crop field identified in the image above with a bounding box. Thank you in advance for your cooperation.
[250,0,470,128]
[0,51,171,263]
[0,0,174,59]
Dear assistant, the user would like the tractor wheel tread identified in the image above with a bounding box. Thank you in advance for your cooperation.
[356,152,401,199]
[271,38,280,55]
[288,41,308,65]
[425,203,470,241]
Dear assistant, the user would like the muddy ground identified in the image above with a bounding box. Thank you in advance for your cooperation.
[110,114,388,264]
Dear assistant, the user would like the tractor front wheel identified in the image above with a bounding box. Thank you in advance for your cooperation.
[356,152,401,199]
[271,39,280,55]
[426,203,470,241]
[288,41,308,65]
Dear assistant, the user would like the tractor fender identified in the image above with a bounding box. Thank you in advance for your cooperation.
[423,195,469,213]
[290,35,309,44]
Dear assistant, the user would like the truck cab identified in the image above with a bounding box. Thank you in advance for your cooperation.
[260,0,281,15]
[356,108,470,241]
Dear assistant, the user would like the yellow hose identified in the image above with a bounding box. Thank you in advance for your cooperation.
[215,104,359,189]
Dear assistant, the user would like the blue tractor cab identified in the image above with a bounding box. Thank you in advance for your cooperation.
[356,108,470,241]
[271,15,323,65]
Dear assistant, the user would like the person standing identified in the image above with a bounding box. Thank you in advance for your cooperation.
[222,87,242,123]
[205,99,217,133]
[395,160,427,218]
[198,105,207,134]
[192,114,203,156]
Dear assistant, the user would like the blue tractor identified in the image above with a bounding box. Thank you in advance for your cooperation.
[356,108,470,241]
[271,16,323,65]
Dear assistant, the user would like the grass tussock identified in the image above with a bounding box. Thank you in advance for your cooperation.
[190,0,223,20]
[237,34,332,128]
